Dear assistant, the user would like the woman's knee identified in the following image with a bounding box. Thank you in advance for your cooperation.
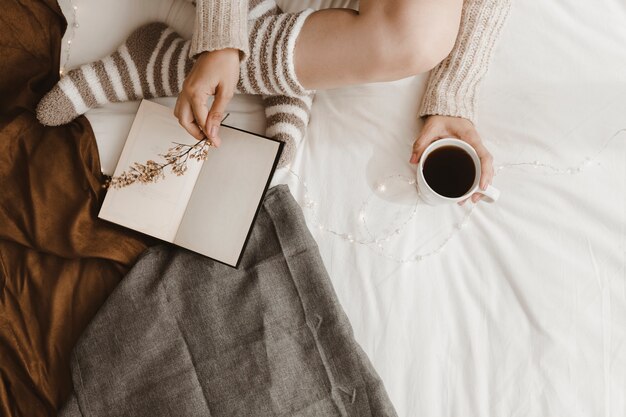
[364,3,461,79]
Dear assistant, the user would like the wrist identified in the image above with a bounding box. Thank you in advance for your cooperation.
[195,47,244,63]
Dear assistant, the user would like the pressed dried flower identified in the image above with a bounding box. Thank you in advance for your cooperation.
[107,138,214,189]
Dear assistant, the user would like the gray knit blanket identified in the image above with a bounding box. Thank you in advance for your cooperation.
[59,184,397,417]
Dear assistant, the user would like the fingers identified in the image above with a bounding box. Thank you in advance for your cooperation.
[475,143,494,190]
[205,87,234,148]
[457,192,483,205]
[174,96,204,141]
[190,92,210,138]
[410,125,445,165]
[471,192,483,203]
[410,138,428,164]
[174,88,232,146]
[174,48,239,146]
[457,132,494,206]
[453,125,494,192]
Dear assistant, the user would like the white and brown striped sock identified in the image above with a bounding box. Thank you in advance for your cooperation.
[263,94,313,166]
[37,22,192,126]
[37,0,314,167]
[246,0,315,167]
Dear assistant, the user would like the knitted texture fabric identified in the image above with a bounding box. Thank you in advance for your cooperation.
[36,0,314,168]
[263,94,313,165]
[418,0,513,122]
[190,0,250,60]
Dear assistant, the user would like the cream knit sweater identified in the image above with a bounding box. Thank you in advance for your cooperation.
[190,0,250,60]
[190,0,512,122]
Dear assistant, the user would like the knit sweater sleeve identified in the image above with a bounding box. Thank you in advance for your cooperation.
[418,0,512,121]
[190,0,249,60]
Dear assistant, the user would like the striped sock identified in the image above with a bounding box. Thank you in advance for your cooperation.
[245,0,315,167]
[37,22,191,126]
[264,94,313,167]
[36,0,314,167]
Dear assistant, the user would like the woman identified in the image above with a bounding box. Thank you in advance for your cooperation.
[180,0,512,203]
[36,0,511,201]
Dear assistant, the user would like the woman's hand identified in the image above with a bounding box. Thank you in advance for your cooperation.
[410,115,494,204]
[174,48,240,147]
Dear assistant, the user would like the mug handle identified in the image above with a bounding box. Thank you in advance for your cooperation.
[476,184,500,203]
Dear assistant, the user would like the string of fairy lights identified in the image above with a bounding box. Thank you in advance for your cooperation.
[59,0,80,77]
[58,3,624,264]
[286,128,625,264]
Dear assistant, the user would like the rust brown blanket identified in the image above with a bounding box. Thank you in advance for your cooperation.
[0,1,151,415]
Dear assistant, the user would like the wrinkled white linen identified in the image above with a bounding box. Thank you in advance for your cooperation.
[61,0,626,415]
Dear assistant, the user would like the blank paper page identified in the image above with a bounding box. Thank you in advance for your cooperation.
[174,126,281,266]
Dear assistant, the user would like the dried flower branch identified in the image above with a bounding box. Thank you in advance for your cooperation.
[106,138,214,189]
[106,114,230,189]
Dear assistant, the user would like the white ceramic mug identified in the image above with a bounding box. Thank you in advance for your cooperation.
[416,138,500,205]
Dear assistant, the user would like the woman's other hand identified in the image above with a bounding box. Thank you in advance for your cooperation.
[174,48,240,147]
[410,115,494,204]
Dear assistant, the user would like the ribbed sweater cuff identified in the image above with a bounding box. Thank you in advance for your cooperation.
[418,0,512,122]
[190,0,249,61]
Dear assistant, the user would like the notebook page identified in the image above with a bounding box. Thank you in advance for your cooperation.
[174,126,281,266]
[99,100,204,242]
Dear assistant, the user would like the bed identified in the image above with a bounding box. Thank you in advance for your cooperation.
[53,0,626,415]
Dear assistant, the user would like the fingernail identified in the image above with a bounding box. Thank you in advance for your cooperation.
[410,154,418,164]
[210,125,218,139]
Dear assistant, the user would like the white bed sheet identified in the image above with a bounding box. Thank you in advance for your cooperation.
[60,0,626,415]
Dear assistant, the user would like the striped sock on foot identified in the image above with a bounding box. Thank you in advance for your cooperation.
[37,22,192,126]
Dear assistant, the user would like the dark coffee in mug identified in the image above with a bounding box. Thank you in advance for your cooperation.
[422,145,476,198]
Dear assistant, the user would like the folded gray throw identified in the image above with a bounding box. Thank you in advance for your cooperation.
[59,184,397,417]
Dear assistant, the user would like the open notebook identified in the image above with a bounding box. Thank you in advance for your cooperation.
[99,99,283,268]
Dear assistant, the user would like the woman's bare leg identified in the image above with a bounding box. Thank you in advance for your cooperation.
[295,0,463,90]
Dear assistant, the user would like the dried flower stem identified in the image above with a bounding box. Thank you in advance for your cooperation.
[106,138,214,189]
[105,114,230,189]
